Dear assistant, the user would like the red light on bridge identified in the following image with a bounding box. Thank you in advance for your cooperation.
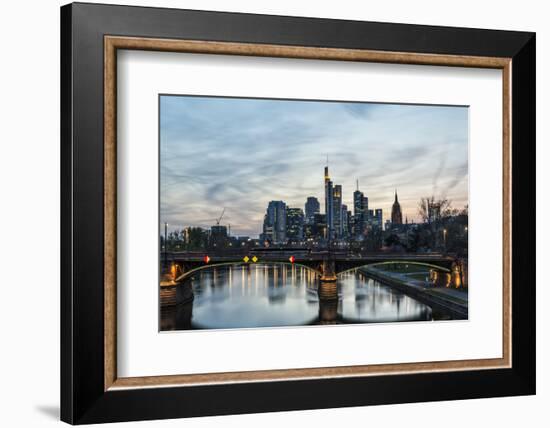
[289,255,295,264]
[203,255,210,264]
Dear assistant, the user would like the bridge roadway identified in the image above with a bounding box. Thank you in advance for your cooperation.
[166,250,456,282]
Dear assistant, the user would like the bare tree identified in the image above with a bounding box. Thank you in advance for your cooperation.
[418,196,451,224]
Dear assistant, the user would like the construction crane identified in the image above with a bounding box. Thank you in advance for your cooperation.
[215,208,225,226]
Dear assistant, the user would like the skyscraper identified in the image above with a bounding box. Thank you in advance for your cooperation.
[353,193,362,236]
[341,204,351,238]
[333,184,343,238]
[391,190,403,225]
[263,200,287,244]
[375,208,383,230]
[324,165,334,240]
[304,196,320,225]
[286,208,305,241]
[363,196,369,217]
[312,213,327,241]
[353,180,366,238]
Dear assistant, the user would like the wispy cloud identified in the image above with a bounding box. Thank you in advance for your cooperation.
[161,96,468,236]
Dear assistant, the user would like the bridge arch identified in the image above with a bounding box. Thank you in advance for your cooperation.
[336,260,451,277]
[175,261,322,283]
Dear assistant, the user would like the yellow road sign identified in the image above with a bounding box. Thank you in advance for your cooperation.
[243,256,250,263]
[251,256,258,263]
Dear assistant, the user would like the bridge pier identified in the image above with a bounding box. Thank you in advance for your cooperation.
[320,259,337,282]
[318,281,338,301]
[318,299,339,324]
[318,259,338,301]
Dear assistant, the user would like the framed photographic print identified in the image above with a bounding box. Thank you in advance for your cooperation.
[61,2,535,424]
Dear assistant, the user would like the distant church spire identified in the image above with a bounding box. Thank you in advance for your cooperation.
[391,189,403,225]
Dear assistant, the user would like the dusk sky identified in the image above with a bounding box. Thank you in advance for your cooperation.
[160,95,468,238]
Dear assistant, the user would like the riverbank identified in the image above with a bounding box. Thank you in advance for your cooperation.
[358,266,468,320]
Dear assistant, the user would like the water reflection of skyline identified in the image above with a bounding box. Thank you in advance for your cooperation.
[160,264,435,331]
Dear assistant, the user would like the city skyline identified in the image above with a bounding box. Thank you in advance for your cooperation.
[161,95,468,237]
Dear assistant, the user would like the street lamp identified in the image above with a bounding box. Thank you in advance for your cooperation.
[443,228,447,252]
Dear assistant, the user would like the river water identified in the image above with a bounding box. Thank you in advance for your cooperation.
[160,264,442,331]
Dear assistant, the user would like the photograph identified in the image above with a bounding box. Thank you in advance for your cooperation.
[159,95,469,330]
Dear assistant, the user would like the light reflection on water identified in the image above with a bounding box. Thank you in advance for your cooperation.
[160,264,435,331]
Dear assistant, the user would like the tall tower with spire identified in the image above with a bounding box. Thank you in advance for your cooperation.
[391,190,403,225]
[324,160,334,240]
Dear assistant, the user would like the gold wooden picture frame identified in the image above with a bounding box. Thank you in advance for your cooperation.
[104,36,511,391]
